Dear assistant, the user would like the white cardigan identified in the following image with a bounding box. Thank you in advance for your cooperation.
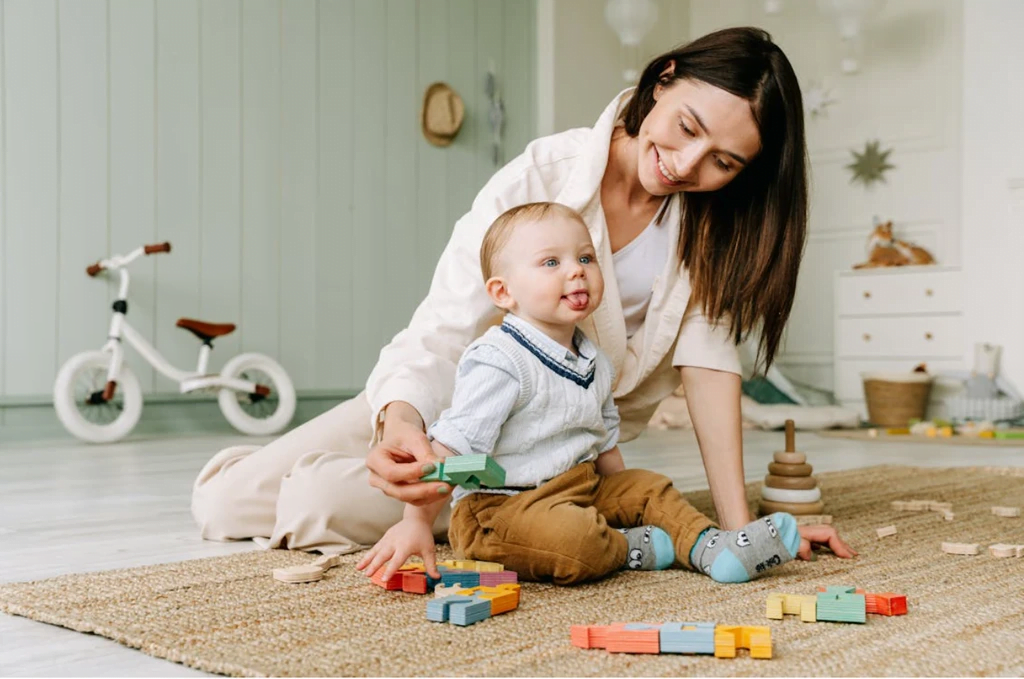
[366,89,741,444]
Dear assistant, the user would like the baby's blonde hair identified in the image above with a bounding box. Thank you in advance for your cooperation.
[479,202,587,281]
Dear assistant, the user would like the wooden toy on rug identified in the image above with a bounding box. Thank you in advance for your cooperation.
[991,506,1021,518]
[891,499,953,520]
[876,525,898,538]
[759,420,824,516]
[426,583,521,627]
[766,586,907,622]
[370,560,518,594]
[987,544,1023,558]
[420,454,506,489]
[795,514,833,526]
[570,622,772,659]
[816,586,866,624]
[273,553,342,584]
[766,594,817,622]
[941,542,980,556]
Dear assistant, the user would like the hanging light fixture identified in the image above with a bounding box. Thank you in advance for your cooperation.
[604,0,659,82]
[816,0,885,74]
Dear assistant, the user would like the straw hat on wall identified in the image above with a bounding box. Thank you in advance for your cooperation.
[421,82,465,147]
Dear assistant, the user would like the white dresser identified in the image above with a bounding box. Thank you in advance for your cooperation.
[833,266,965,419]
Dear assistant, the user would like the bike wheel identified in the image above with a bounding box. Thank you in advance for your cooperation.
[53,351,143,443]
[217,353,296,435]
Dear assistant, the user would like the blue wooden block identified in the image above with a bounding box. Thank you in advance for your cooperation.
[449,596,493,626]
[660,622,716,655]
[816,592,866,624]
[426,595,475,623]
[441,570,479,588]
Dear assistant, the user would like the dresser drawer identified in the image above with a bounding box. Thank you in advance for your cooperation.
[833,358,965,401]
[837,269,962,316]
[837,316,963,358]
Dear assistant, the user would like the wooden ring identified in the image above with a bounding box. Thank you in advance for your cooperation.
[764,474,818,490]
[761,486,822,503]
[773,450,807,464]
[758,499,825,516]
[768,462,813,477]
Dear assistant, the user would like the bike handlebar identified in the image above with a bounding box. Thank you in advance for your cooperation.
[145,241,172,255]
[86,242,173,277]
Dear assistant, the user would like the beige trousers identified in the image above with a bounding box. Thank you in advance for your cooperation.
[191,392,451,554]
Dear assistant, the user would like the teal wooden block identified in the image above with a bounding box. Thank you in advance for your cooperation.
[816,592,866,624]
[660,622,716,655]
[419,455,506,489]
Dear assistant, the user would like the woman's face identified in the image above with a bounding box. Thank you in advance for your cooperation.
[637,77,761,195]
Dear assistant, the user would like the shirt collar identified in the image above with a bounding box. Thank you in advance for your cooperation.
[501,314,598,385]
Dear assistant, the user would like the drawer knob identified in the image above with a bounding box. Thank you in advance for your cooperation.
[863,290,872,299]
[925,289,934,297]
[863,333,871,342]
[925,332,934,340]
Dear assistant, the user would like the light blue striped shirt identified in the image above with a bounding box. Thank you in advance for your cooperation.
[427,314,620,503]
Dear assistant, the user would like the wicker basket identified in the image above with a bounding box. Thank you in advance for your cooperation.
[861,371,934,427]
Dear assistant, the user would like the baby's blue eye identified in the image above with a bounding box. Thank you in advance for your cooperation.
[579,255,593,264]
[544,258,558,267]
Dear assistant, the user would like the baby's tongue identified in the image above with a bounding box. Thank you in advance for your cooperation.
[565,292,589,310]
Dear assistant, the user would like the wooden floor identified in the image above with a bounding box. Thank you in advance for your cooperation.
[2,428,1022,677]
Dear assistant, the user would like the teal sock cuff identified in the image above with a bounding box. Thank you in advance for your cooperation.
[690,527,711,567]
[651,527,675,570]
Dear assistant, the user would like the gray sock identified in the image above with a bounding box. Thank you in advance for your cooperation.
[690,513,801,583]
[618,525,675,571]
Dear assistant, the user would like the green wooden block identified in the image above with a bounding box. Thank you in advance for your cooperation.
[419,455,506,489]
[816,592,866,624]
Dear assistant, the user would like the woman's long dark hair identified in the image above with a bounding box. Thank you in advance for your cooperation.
[621,27,807,372]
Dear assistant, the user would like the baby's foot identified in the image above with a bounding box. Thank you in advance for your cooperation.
[619,525,675,571]
[689,513,801,583]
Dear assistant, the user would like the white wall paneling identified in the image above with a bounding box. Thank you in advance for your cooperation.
[0,0,537,421]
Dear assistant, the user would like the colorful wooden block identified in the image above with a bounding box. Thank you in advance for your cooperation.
[816,589,866,624]
[816,587,907,616]
[421,455,507,489]
[659,622,716,655]
[714,626,772,659]
[766,593,816,622]
[605,623,662,654]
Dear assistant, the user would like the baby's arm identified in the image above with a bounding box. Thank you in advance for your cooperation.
[358,345,520,582]
[595,381,624,476]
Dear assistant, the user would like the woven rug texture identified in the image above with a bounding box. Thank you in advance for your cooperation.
[1,465,1023,677]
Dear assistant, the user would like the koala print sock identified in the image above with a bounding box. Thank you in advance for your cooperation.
[688,513,801,584]
[619,525,675,571]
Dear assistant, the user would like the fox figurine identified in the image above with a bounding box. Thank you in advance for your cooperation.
[853,221,935,268]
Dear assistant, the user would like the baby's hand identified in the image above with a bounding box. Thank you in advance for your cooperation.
[355,517,441,582]
[796,524,858,560]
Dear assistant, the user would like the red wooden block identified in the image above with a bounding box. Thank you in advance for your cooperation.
[868,592,907,616]
[402,571,428,594]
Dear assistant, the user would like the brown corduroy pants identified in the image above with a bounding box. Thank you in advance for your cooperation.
[448,462,715,585]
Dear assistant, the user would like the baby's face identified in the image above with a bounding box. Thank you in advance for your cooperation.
[494,214,604,327]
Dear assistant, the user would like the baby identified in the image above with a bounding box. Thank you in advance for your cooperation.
[357,202,802,585]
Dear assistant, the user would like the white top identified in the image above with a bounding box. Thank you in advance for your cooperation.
[426,314,618,504]
[367,89,741,445]
[612,202,673,338]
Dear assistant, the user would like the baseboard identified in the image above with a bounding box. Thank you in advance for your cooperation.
[0,391,359,444]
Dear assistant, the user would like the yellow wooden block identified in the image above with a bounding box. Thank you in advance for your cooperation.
[713,632,736,658]
[474,561,504,572]
[801,599,817,622]
[766,594,784,620]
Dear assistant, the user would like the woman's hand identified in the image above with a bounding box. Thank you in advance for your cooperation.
[366,420,453,506]
[795,524,858,561]
[355,516,441,581]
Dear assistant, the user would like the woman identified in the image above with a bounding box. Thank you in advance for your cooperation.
[192,27,855,562]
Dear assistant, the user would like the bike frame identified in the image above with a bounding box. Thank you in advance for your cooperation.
[98,248,256,395]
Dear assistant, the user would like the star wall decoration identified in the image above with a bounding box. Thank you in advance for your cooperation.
[804,82,837,119]
[846,140,894,187]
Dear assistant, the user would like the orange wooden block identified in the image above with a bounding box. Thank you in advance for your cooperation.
[570,623,627,649]
[401,571,428,594]
[371,563,422,590]
[605,623,662,654]
[817,586,907,616]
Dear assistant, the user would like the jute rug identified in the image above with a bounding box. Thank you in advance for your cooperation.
[2,465,1023,677]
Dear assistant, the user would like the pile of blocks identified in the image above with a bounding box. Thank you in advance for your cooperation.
[571,622,772,659]
[370,559,522,627]
[426,583,522,627]
[766,586,908,624]
[370,559,518,594]
[420,454,506,489]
